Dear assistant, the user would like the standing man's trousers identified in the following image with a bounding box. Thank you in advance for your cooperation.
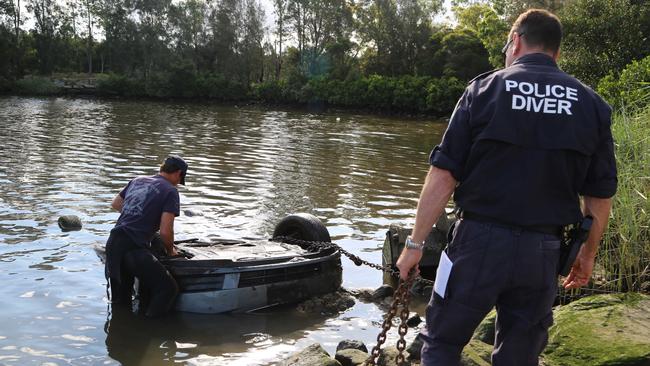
[421,218,561,366]
[105,228,178,318]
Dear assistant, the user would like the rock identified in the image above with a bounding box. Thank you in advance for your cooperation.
[472,308,496,344]
[297,290,355,315]
[406,313,422,328]
[407,333,425,360]
[381,296,394,306]
[336,339,368,353]
[183,209,202,217]
[281,343,342,366]
[58,215,82,231]
[351,288,374,302]
[335,348,368,366]
[420,286,433,299]
[435,213,453,235]
[372,285,394,301]
[543,293,650,366]
[377,347,401,366]
[460,339,492,366]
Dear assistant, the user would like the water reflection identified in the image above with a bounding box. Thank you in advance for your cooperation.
[0,96,446,364]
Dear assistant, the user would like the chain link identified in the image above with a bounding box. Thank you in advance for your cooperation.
[272,236,428,365]
[271,236,435,286]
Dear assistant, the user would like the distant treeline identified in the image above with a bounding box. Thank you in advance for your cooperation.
[1,0,648,114]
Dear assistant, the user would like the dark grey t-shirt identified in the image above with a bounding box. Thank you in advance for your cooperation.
[114,175,180,247]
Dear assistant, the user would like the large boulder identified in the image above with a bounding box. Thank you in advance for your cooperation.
[296,290,355,315]
[472,309,496,345]
[335,349,368,366]
[281,343,342,366]
[336,339,368,353]
[460,339,492,366]
[543,293,650,366]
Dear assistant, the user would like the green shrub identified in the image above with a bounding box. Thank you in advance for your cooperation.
[13,77,60,95]
[597,55,650,112]
[167,61,198,98]
[252,80,286,103]
[426,77,466,115]
[97,73,145,97]
[392,76,429,112]
[0,76,11,93]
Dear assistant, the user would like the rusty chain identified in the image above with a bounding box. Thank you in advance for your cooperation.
[271,236,435,286]
[363,273,415,366]
[272,236,428,365]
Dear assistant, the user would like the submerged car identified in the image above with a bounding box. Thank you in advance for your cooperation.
[96,213,342,314]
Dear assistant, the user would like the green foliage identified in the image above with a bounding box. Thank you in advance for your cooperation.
[560,0,650,87]
[437,28,493,81]
[544,294,650,365]
[602,104,650,292]
[0,75,11,92]
[13,76,59,95]
[597,56,650,112]
[455,4,509,68]
[252,79,287,103]
[97,73,144,97]
[251,74,466,115]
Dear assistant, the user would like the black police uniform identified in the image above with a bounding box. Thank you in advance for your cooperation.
[421,53,617,365]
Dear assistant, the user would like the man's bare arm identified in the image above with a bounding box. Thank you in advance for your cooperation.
[396,166,457,279]
[111,194,124,212]
[159,212,178,256]
[563,196,612,289]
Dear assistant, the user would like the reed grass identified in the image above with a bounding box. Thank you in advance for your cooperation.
[597,93,650,292]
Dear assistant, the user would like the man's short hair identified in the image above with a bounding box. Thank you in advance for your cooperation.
[511,9,562,53]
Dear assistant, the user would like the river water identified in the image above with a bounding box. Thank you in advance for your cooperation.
[0,97,447,365]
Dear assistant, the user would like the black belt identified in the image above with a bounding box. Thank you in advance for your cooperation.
[459,211,562,237]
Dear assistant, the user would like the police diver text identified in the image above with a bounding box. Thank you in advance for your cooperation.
[505,79,578,115]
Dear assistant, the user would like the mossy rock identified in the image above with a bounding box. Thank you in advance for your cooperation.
[543,293,650,366]
[281,343,342,366]
[472,308,496,345]
[461,339,492,366]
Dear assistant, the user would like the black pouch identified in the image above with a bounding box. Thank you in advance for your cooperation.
[558,216,593,276]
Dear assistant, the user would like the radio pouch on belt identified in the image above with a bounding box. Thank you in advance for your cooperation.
[558,215,593,276]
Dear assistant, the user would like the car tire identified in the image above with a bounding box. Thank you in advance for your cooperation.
[272,213,331,243]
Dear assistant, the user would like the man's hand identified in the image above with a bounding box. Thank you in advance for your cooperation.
[396,249,423,280]
[562,244,596,289]
[168,246,179,256]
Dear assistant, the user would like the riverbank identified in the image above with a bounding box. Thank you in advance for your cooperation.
[283,293,650,366]
[2,73,464,118]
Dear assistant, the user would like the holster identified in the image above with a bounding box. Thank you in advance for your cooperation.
[558,215,593,276]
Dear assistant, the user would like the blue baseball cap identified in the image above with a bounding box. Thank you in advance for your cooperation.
[162,155,188,185]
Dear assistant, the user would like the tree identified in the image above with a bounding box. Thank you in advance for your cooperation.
[357,0,443,76]
[435,28,492,81]
[273,0,290,79]
[27,0,65,74]
[240,0,265,84]
[455,3,509,68]
[168,0,208,71]
[560,0,650,87]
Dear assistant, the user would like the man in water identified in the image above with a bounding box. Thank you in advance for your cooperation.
[397,9,617,365]
[105,155,188,317]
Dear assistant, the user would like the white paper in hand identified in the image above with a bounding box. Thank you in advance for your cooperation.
[434,251,453,298]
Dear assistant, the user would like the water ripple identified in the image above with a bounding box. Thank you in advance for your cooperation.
[0,96,446,365]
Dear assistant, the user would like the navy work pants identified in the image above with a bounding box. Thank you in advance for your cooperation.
[105,228,178,318]
[421,219,560,366]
